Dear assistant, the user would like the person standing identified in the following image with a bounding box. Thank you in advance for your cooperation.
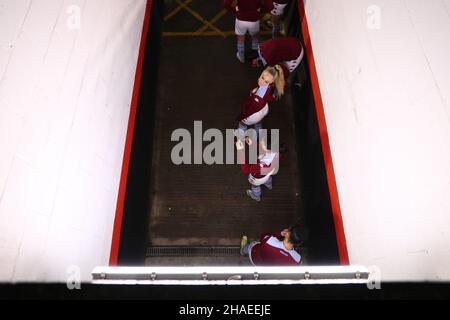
[235,65,285,143]
[224,0,274,63]
[235,137,280,202]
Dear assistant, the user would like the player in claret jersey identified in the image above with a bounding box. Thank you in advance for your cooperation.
[240,225,304,266]
[235,137,280,202]
[253,37,304,79]
[235,65,285,143]
[224,0,274,63]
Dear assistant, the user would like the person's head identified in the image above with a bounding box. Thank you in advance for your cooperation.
[258,69,275,87]
[258,66,285,99]
[284,225,304,247]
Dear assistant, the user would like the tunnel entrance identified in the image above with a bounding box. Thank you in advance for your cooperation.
[117,0,340,267]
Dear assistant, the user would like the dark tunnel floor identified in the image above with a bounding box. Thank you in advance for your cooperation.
[145,1,306,266]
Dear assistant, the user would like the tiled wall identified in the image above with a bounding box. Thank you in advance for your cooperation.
[0,0,146,282]
[305,0,450,281]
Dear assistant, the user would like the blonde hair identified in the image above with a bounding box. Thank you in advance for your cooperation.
[263,65,285,99]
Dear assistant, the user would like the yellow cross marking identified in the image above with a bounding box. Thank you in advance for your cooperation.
[164,0,193,22]
[196,9,228,34]
[174,0,226,38]
[162,0,284,38]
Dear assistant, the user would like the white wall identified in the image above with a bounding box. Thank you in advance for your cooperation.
[304,0,450,281]
[0,0,147,282]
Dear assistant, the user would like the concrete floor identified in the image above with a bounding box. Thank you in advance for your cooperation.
[145,0,305,265]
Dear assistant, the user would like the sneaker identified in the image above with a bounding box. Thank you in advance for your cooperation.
[246,190,261,202]
[263,182,273,190]
[236,52,245,64]
[240,236,248,256]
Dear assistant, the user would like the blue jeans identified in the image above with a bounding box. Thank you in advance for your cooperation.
[251,176,272,198]
[237,122,263,141]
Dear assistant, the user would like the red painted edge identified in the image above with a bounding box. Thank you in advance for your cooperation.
[297,1,350,264]
[109,0,153,266]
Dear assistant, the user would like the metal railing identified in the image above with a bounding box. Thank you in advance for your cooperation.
[92,266,370,285]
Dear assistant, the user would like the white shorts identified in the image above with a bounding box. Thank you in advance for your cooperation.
[235,19,260,36]
[242,104,269,126]
[283,47,304,73]
[271,2,288,16]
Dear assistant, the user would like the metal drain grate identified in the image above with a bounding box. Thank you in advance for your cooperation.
[146,246,241,257]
